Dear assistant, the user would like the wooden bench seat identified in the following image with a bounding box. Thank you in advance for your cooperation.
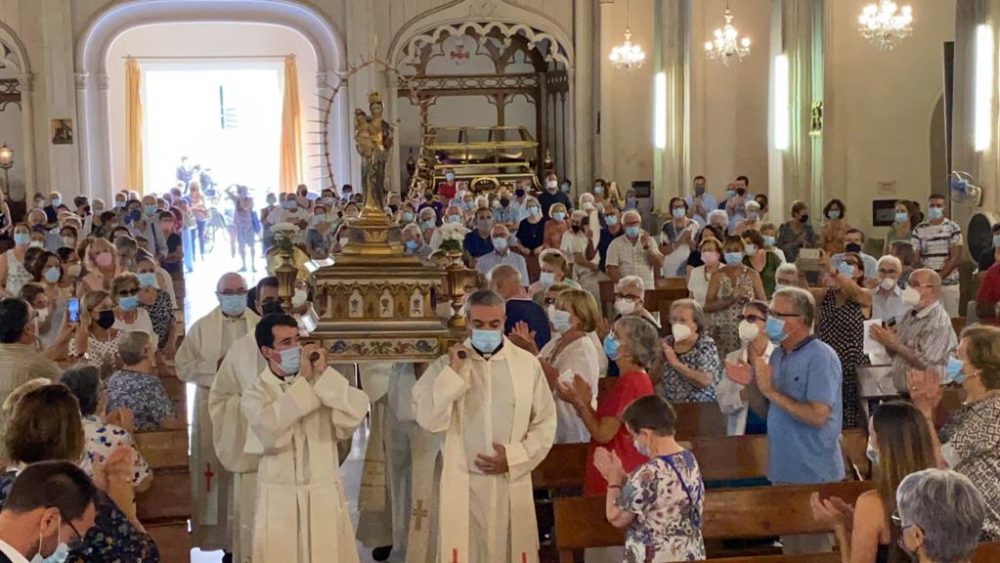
[133,427,192,560]
[552,481,873,561]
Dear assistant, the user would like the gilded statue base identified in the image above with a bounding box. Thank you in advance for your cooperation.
[306,259,465,362]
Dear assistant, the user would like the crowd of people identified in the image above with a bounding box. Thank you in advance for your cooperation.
[0,172,995,563]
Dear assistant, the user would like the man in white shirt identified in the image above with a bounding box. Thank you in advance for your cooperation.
[560,210,601,299]
[266,194,311,230]
[475,224,529,283]
[859,255,911,399]
[685,175,717,225]
[605,210,663,289]
[0,461,98,563]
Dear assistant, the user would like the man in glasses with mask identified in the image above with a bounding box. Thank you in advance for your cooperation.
[0,461,97,563]
[412,289,556,563]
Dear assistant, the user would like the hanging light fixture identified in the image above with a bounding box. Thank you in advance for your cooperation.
[858,1,914,50]
[704,1,751,65]
[609,0,646,70]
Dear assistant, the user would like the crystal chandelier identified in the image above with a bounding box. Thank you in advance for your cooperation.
[858,1,914,50]
[704,1,751,66]
[609,0,646,70]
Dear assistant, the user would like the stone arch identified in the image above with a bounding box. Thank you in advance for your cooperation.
[75,0,350,198]
[0,19,37,202]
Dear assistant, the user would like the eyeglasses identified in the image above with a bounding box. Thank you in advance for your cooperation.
[767,309,801,319]
[890,509,914,531]
[614,293,642,302]
[217,289,248,297]
[116,288,139,297]
[50,510,85,551]
[737,314,766,323]
[877,268,899,275]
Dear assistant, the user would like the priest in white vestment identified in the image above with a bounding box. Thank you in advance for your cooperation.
[209,276,279,563]
[243,312,369,563]
[175,272,258,552]
[357,362,395,560]
[412,289,556,563]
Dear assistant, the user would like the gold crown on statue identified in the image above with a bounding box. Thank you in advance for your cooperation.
[368,91,382,105]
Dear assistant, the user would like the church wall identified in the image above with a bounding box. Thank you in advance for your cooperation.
[689,0,772,202]
[104,22,320,196]
[823,0,956,239]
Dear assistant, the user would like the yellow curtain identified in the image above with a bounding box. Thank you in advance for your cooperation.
[279,55,303,194]
[125,57,144,193]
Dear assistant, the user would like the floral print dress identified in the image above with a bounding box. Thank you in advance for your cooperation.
[656,335,724,403]
[712,267,755,358]
[617,450,706,562]
[140,289,175,350]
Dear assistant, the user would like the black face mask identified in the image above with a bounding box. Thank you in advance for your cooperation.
[389,204,399,213]
[261,298,284,316]
[515,189,525,198]
[96,310,116,329]
[845,243,862,253]
[798,214,809,224]
[500,197,510,207]
[571,223,582,233]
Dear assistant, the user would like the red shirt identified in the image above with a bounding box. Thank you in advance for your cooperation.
[582,370,654,495]
[977,262,1000,326]
[437,181,457,201]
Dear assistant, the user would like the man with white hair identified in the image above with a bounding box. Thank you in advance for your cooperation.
[752,286,843,555]
[774,263,802,291]
[476,224,529,283]
[706,209,730,233]
[895,469,986,563]
[605,209,663,288]
[417,208,438,246]
[560,209,601,297]
[412,289,556,563]
[859,255,912,399]
[176,272,260,557]
[402,224,432,261]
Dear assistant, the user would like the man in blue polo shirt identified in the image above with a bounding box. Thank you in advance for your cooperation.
[463,207,495,259]
[752,286,842,556]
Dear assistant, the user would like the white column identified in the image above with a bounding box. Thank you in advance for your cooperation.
[653,0,691,213]
[74,72,92,197]
[572,0,594,187]
[16,73,36,203]
[40,0,81,195]
[598,0,617,180]
[95,73,112,198]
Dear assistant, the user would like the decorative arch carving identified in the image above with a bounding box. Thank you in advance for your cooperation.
[0,19,31,74]
[396,21,571,69]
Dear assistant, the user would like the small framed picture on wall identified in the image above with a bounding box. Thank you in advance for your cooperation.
[51,119,74,145]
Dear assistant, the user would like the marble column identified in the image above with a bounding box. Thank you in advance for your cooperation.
[653,0,691,213]
[598,0,618,180]
[572,0,594,187]
[16,73,37,203]
[40,0,81,195]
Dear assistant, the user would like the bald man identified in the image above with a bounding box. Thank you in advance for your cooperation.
[488,264,551,351]
[176,272,260,556]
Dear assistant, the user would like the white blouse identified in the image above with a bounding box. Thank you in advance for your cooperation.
[539,332,600,444]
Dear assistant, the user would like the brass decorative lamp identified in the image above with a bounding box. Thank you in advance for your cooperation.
[0,144,13,197]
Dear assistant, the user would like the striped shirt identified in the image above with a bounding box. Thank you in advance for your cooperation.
[911,219,963,285]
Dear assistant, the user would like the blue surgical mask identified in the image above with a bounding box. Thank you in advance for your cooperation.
[724,252,744,265]
[603,334,621,361]
[927,206,944,219]
[13,233,29,246]
[405,239,420,252]
[672,207,686,219]
[625,225,641,238]
[421,220,436,230]
[895,212,909,224]
[837,261,856,277]
[561,182,571,193]
[725,190,737,199]
[51,198,62,208]
[827,209,841,220]
[136,272,158,288]
[118,295,139,311]
[528,207,541,218]
[470,328,502,354]
[744,244,758,255]
[44,267,61,284]
[447,214,462,224]
[144,205,158,216]
[282,200,296,210]
[445,173,455,182]
[605,215,619,226]
[552,211,566,221]
[30,521,70,563]
[219,294,247,316]
[866,442,880,466]
[993,234,1000,249]
[539,271,555,288]
[492,237,509,251]
[632,436,650,457]
[550,309,572,333]
[402,211,415,223]
[765,316,788,343]
[946,356,965,384]
[277,346,301,375]
[763,235,776,247]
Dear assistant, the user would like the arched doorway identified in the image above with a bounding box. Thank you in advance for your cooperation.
[0,20,37,206]
[75,0,350,201]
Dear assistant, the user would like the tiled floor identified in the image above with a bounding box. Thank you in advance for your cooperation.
[182,247,380,563]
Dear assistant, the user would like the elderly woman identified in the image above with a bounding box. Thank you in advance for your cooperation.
[658,299,723,403]
[743,229,782,297]
[543,202,570,250]
[535,289,603,444]
[600,275,661,348]
[305,203,337,259]
[774,262,802,291]
[0,384,158,561]
[556,316,657,497]
[110,272,155,338]
[811,401,936,563]
[0,223,35,298]
[909,325,1000,540]
[514,197,547,258]
[530,249,580,295]
[659,197,697,279]
[717,301,774,436]
[733,199,763,235]
[895,469,986,563]
[136,256,176,360]
[105,331,175,431]
[811,251,872,429]
[705,237,766,358]
[69,290,122,374]
[760,222,787,263]
[776,201,817,263]
[78,237,119,296]
[60,365,153,492]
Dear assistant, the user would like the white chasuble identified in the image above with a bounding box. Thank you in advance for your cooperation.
[357,362,394,548]
[176,306,259,550]
[412,338,556,563]
[209,330,267,563]
[242,366,369,563]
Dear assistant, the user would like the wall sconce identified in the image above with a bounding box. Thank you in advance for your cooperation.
[0,144,13,197]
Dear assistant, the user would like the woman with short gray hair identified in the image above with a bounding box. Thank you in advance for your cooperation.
[658,299,723,403]
[896,469,986,563]
[104,331,175,431]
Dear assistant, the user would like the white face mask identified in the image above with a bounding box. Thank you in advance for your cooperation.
[738,320,760,343]
[901,286,921,306]
[879,277,897,291]
[614,298,636,316]
[671,322,693,342]
[292,287,308,309]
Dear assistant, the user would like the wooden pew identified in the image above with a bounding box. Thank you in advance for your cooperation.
[134,424,192,562]
[552,481,873,561]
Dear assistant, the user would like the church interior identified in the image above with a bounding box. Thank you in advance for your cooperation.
[1,0,1000,562]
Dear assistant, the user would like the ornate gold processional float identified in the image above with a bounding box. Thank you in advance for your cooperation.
[273,89,475,362]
